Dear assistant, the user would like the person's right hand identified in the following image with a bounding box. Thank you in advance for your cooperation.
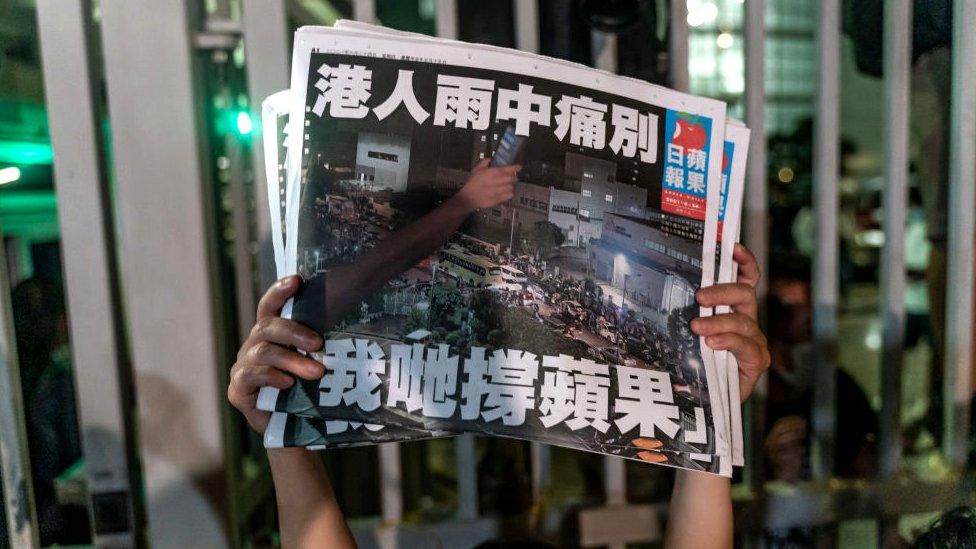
[228,276,324,434]
[455,158,520,212]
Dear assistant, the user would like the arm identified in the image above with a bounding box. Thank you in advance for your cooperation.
[228,277,356,548]
[664,471,733,549]
[664,244,770,547]
[324,159,519,328]
[269,448,355,549]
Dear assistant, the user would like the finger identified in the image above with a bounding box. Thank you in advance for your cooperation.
[257,276,302,320]
[695,283,758,318]
[690,312,761,338]
[704,333,768,370]
[733,244,761,288]
[229,363,295,401]
[637,451,668,463]
[471,158,491,171]
[246,317,323,354]
[487,171,519,185]
[246,341,325,379]
[489,178,517,192]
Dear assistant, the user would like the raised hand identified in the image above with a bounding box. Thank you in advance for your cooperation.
[227,276,324,433]
[691,244,770,402]
[455,158,520,212]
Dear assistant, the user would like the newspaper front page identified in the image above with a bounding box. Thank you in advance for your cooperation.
[258,25,744,473]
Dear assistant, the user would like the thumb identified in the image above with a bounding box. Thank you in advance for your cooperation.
[256,275,301,319]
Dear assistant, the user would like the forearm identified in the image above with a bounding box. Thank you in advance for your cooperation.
[663,470,733,549]
[268,448,356,549]
[325,194,475,327]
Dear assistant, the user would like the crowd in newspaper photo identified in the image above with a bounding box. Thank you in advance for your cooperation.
[256,22,751,476]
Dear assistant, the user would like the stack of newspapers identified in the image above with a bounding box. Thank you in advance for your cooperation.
[257,22,751,476]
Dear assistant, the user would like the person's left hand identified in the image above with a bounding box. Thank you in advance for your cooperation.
[691,244,770,402]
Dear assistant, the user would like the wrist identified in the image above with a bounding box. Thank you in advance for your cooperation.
[449,189,479,215]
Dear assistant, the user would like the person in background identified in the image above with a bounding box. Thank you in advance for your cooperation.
[227,244,769,548]
[761,258,879,484]
[908,507,976,548]
[11,276,87,545]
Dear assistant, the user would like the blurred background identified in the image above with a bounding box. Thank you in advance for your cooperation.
[0,0,973,547]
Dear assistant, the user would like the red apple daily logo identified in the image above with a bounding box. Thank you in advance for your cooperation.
[660,111,712,221]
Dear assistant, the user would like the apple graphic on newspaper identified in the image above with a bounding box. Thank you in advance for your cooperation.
[671,118,708,151]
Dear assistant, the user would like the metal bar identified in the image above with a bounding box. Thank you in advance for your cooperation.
[669,0,689,92]
[514,0,539,54]
[222,127,251,545]
[743,0,768,302]
[742,0,768,493]
[379,443,403,523]
[35,0,140,544]
[432,0,476,521]
[241,0,290,290]
[0,222,38,548]
[226,125,257,344]
[99,1,230,545]
[591,27,624,515]
[455,434,478,520]
[591,30,618,73]
[811,0,840,482]
[530,442,551,500]
[603,457,627,549]
[604,458,626,506]
[353,0,377,24]
[944,0,976,468]
[436,0,459,40]
[878,0,912,480]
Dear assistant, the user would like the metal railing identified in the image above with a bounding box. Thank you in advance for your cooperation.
[6,0,974,547]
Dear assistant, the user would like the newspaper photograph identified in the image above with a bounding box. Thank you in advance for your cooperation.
[259,25,734,473]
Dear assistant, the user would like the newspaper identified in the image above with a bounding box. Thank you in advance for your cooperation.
[262,23,748,474]
[264,23,728,460]
[328,22,751,474]
[261,99,749,474]
[261,117,749,473]
[717,123,751,467]
[335,20,749,471]
[329,22,752,470]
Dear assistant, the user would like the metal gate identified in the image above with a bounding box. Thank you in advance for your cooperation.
[1,0,972,546]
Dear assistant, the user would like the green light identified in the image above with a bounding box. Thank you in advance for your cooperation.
[235,111,253,135]
[0,166,21,185]
[0,141,53,165]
